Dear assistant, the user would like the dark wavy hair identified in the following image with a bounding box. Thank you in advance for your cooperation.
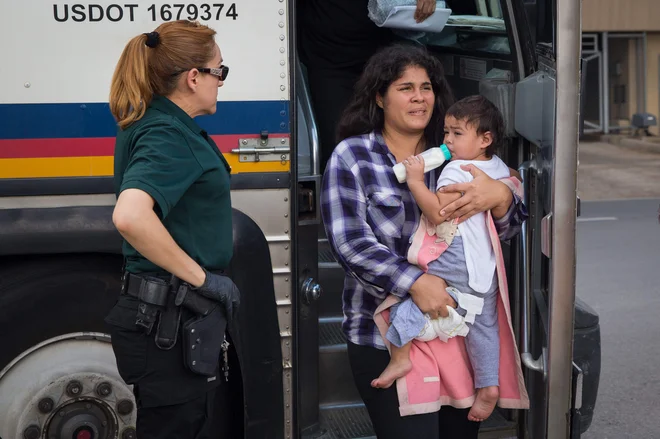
[446,95,505,157]
[337,43,454,148]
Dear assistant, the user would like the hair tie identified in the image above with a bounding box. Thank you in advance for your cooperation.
[143,31,160,49]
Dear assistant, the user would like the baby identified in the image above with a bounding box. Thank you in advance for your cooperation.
[373,95,511,422]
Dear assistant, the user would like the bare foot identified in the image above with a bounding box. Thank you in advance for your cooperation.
[468,386,499,422]
[371,358,413,389]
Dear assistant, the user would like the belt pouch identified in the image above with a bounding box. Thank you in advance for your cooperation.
[135,276,170,334]
[182,303,228,376]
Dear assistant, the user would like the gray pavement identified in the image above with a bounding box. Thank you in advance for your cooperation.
[578,142,660,201]
[577,141,660,439]
[577,199,660,439]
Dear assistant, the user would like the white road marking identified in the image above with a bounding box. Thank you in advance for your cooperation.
[577,216,618,222]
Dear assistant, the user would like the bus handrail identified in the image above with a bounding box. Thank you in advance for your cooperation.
[519,161,545,376]
[295,61,321,177]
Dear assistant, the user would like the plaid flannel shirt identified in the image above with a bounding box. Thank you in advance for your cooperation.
[320,131,527,349]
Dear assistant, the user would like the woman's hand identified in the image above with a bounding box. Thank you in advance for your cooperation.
[402,155,425,183]
[409,274,457,319]
[415,0,436,22]
[437,164,513,222]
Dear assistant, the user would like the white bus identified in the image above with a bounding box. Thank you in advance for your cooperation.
[0,0,597,437]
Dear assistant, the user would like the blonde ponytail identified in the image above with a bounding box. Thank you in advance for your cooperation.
[109,34,153,130]
[109,21,217,130]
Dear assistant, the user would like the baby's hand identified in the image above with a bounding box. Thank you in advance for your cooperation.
[403,155,425,182]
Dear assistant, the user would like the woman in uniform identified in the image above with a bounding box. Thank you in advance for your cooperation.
[106,20,239,438]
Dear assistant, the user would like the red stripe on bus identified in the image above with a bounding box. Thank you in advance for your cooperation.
[0,138,115,158]
[0,134,289,158]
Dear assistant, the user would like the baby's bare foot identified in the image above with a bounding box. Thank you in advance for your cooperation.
[468,386,499,422]
[371,358,413,389]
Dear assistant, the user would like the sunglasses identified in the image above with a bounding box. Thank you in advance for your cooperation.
[196,65,229,81]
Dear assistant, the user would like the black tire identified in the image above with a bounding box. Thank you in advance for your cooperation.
[0,254,123,369]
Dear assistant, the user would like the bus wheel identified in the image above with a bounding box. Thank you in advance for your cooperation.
[0,333,136,439]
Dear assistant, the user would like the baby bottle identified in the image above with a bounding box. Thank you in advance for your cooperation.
[393,144,452,183]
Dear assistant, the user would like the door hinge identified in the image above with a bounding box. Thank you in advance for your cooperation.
[232,130,290,163]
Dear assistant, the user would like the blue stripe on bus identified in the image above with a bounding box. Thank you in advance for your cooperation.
[0,100,290,139]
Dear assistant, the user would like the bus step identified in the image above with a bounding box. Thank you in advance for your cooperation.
[303,404,375,439]
[319,317,346,346]
[319,246,338,264]
[479,409,518,438]
[318,320,361,405]
[305,403,518,439]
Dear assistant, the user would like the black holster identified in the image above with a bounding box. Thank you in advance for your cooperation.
[176,283,228,377]
[124,274,169,335]
[154,291,182,350]
[123,273,181,351]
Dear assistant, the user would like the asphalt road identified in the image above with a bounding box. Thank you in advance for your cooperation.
[577,198,660,439]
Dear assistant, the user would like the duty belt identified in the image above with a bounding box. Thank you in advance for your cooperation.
[122,273,169,306]
[121,273,180,350]
[121,271,231,379]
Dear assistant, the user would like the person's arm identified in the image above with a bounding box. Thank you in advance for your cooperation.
[408,181,461,225]
[114,123,208,286]
[492,182,527,240]
[509,167,522,182]
[492,194,526,240]
[437,164,527,236]
[321,152,423,299]
[322,151,457,318]
[436,164,516,220]
[437,164,512,221]
[113,189,206,287]
[404,155,461,225]
[115,189,240,319]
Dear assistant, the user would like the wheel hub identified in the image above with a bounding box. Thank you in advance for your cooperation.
[0,333,136,439]
[47,399,113,439]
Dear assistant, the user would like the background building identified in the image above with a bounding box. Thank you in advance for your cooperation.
[582,0,660,135]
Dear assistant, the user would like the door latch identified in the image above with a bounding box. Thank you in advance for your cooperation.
[232,130,290,163]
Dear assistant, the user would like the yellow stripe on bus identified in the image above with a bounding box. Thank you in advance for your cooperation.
[224,154,290,174]
[0,155,290,179]
[0,157,114,178]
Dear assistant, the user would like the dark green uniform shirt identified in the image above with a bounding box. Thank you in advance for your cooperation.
[114,95,233,274]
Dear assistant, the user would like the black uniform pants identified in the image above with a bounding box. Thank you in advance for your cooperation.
[106,295,240,439]
[135,386,216,439]
[347,342,481,439]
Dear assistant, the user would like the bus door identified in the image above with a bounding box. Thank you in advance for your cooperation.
[515,0,600,437]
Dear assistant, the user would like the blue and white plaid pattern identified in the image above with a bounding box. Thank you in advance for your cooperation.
[321,131,526,349]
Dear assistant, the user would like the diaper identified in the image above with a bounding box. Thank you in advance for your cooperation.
[415,287,484,343]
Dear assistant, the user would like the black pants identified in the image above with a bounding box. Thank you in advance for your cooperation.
[106,296,241,438]
[347,342,480,439]
[135,376,242,439]
[136,386,216,439]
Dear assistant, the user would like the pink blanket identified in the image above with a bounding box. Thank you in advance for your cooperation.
[373,179,530,416]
